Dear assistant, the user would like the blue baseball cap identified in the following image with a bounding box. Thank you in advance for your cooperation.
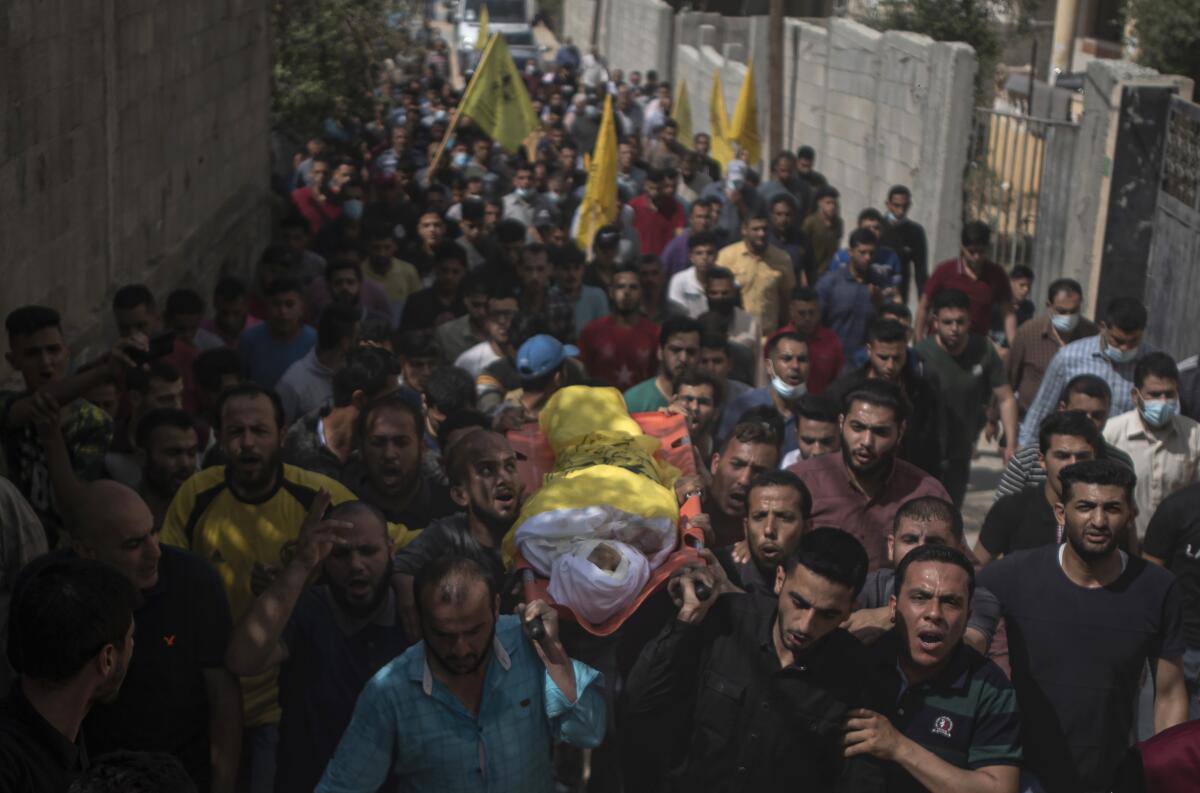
[516,335,579,381]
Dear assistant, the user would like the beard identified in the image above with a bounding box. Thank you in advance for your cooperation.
[841,441,891,477]
[425,620,496,676]
[1066,525,1120,562]
[331,559,393,619]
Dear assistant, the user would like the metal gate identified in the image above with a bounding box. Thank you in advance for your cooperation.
[1144,96,1200,356]
[964,108,1079,274]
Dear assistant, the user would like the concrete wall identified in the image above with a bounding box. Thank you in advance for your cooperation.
[1,0,272,365]
[674,16,977,263]
[562,0,597,50]
[587,0,675,81]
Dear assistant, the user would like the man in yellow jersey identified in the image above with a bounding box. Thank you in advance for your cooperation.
[161,383,356,793]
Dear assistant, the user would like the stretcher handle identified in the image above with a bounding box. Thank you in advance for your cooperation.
[689,533,712,602]
[520,568,546,641]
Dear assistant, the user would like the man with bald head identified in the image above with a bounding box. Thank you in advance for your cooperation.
[394,429,525,633]
[226,493,412,793]
[76,480,242,793]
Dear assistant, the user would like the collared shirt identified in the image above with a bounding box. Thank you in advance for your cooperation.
[501,191,554,230]
[666,267,707,319]
[871,634,1021,792]
[979,486,1061,557]
[623,594,886,793]
[716,387,799,458]
[766,225,814,284]
[277,586,412,793]
[161,464,359,727]
[828,246,904,291]
[629,194,685,257]
[520,284,576,344]
[0,683,88,793]
[315,615,604,793]
[1007,312,1100,411]
[716,240,794,336]
[787,452,950,570]
[83,546,231,788]
[276,347,334,425]
[1104,410,1200,538]
[923,258,1013,336]
[994,440,1135,501]
[815,265,890,358]
[1018,335,1155,446]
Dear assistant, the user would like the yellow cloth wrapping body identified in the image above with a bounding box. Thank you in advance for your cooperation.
[507,387,681,585]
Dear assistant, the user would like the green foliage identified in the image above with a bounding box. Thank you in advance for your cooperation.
[1127,0,1200,88]
[271,0,409,135]
[863,0,1035,104]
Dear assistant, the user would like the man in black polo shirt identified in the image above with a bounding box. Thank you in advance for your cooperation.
[715,469,811,598]
[624,528,885,792]
[75,481,241,793]
[979,460,1188,792]
[975,410,1101,564]
[844,544,1021,792]
[0,556,136,793]
[226,494,411,793]
[1144,481,1200,719]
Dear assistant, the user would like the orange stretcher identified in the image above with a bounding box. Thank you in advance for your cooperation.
[506,410,709,637]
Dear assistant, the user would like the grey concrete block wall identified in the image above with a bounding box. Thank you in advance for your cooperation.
[1,0,271,368]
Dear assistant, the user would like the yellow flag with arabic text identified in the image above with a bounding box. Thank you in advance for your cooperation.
[459,34,539,154]
[574,94,619,252]
[709,69,735,170]
[729,60,761,169]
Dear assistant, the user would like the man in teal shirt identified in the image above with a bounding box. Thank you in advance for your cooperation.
[317,554,605,792]
[624,315,702,413]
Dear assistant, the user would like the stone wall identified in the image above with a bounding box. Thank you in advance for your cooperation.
[673,16,977,263]
[0,0,272,366]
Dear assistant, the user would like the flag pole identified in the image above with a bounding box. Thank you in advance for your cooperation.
[428,33,499,178]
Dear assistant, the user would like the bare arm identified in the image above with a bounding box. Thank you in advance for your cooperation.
[5,337,145,429]
[972,541,996,567]
[845,709,1017,793]
[993,384,1019,462]
[202,668,242,793]
[963,627,989,655]
[1153,656,1188,734]
[914,294,930,341]
[1003,308,1018,348]
[224,490,351,676]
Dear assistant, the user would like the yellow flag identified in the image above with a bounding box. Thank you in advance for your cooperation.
[458,34,539,153]
[574,95,619,252]
[709,69,735,169]
[729,60,761,168]
[672,80,694,147]
[475,3,489,49]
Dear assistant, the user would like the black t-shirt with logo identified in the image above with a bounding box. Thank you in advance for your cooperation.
[1144,481,1200,648]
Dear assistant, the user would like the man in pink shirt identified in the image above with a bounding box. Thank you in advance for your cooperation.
[788,379,948,569]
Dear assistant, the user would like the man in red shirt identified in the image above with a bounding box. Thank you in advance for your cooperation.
[777,285,844,395]
[915,221,1014,345]
[578,264,660,389]
[629,168,685,257]
[289,156,342,235]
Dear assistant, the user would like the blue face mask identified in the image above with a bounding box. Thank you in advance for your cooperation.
[1140,398,1179,428]
[452,152,470,167]
[1103,341,1138,364]
[342,199,363,220]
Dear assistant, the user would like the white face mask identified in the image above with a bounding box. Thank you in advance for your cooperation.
[767,360,807,401]
[1050,312,1080,334]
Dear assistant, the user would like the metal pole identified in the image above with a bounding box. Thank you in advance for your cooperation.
[768,0,784,160]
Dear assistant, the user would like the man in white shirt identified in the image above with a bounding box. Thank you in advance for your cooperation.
[454,287,519,379]
[1104,352,1200,539]
[666,232,720,319]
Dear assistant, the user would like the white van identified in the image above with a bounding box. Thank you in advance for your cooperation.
[453,0,542,71]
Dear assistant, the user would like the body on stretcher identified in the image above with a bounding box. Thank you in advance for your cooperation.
[507,410,712,637]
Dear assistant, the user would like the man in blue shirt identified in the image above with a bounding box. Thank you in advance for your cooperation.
[816,228,892,359]
[317,554,605,792]
[828,209,903,301]
[239,277,317,390]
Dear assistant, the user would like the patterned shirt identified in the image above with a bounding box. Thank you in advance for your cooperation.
[0,393,112,544]
[316,615,604,793]
[994,440,1135,501]
[872,634,1021,793]
[1017,335,1155,446]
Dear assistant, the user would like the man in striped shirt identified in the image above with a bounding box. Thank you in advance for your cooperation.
[844,544,1021,792]
[1017,297,1152,446]
[994,373,1134,501]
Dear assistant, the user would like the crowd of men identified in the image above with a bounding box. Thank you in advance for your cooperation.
[2,23,1200,793]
